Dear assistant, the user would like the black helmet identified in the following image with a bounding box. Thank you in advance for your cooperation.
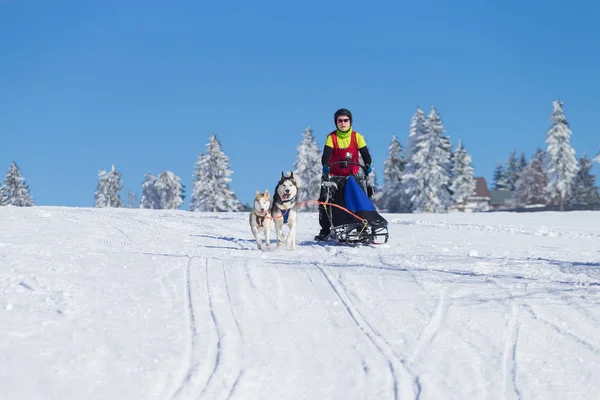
[334,108,352,125]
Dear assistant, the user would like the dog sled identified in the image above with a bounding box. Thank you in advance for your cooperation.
[320,161,389,244]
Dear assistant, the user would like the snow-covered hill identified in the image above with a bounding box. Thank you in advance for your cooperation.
[1,206,599,399]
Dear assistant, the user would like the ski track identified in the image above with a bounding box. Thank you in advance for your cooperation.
[410,287,447,364]
[401,219,600,241]
[221,258,245,400]
[522,304,600,356]
[502,302,521,400]
[170,256,202,400]
[313,260,418,399]
[197,257,223,400]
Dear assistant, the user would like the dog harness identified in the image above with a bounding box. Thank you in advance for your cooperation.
[275,197,295,224]
[255,214,266,227]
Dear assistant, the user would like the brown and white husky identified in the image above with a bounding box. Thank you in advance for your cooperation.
[249,189,272,250]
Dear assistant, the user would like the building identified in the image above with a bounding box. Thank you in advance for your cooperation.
[449,177,492,212]
[490,190,513,210]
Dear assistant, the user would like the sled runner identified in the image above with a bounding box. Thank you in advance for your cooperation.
[321,161,389,244]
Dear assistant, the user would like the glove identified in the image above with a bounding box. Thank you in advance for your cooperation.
[365,165,372,174]
[322,165,330,174]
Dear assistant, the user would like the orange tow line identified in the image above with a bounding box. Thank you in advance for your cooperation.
[268,199,367,225]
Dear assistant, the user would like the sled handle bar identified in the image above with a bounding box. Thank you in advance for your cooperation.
[327,160,369,173]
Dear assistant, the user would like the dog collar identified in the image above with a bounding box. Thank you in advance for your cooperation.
[281,196,296,204]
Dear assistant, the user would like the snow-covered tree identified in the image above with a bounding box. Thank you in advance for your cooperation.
[402,107,428,211]
[140,173,160,209]
[95,164,123,208]
[140,171,184,209]
[4,162,34,206]
[156,171,185,209]
[545,99,579,211]
[504,150,521,192]
[513,149,550,207]
[404,106,453,213]
[567,155,600,205]
[0,183,7,206]
[293,126,321,211]
[519,152,528,173]
[492,162,509,190]
[595,148,600,164]
[450,139,476,205]
[190,133,242,212]
[375,134,408,212]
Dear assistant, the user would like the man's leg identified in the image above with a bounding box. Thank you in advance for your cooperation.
[315,178,332,240]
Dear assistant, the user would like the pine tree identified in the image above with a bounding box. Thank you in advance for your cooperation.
[95,165,123,208]
[402,107,428,212]
[405,106,453,213]
[504,150,521,192]
[293,126,321,211]
[0,183,8,206]
[4,162,34,206]
[545,99,579,211]
[190,133,242,212]
[513,149,550,207]
[375,135,408,212]
[568,155,600,205]
[450,139,476,205]
[140,173,160,209]
[595,148,600,164]
[519,152,528,173]
[156,171,185,209]
[492,162,509,190]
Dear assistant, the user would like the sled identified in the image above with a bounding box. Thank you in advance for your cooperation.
[321,161,389,244]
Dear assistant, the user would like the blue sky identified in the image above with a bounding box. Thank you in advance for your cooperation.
[1,0,599,208]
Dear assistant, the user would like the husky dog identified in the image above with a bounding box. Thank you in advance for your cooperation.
[249,189,272,250]
[271,171,299,250]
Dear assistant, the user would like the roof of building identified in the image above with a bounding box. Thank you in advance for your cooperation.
[471,177,491,199]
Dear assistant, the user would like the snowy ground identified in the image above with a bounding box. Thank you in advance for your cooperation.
[1,206,599,400]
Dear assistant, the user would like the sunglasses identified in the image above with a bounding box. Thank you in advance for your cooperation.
[337,118,350,123]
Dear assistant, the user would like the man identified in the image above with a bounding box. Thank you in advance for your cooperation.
[315,108,373,241]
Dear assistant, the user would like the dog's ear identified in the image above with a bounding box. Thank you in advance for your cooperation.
[256,189,260,197]
[290,171,294,178]
[265,189,270,198]
[281,171,285,179]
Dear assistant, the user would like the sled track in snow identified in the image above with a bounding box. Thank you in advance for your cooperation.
[171,256,202,400]
[313,261,419,399]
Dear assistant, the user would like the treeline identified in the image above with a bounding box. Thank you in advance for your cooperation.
[4,100,599,212]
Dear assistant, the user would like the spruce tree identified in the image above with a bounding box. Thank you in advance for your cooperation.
[545,99,579,211]
[293,126,321,211]
[492,162,509,190]
[504,150,521,192]
[568,155,600,205]
[190,133,242,212]
[450,139,476,205]
[140,173,160,209]
[95,165,123,208]
[406,106,452,212]
[156,171,185,209]
[0,182,9,206]
[376,134,407,212]
[4,162,34,207]
[402,107,428,212]
[513,149,550,207]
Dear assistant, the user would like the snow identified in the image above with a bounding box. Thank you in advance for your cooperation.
[1,206,600,399]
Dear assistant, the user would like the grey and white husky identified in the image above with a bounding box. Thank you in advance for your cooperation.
[271,171,299,250]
